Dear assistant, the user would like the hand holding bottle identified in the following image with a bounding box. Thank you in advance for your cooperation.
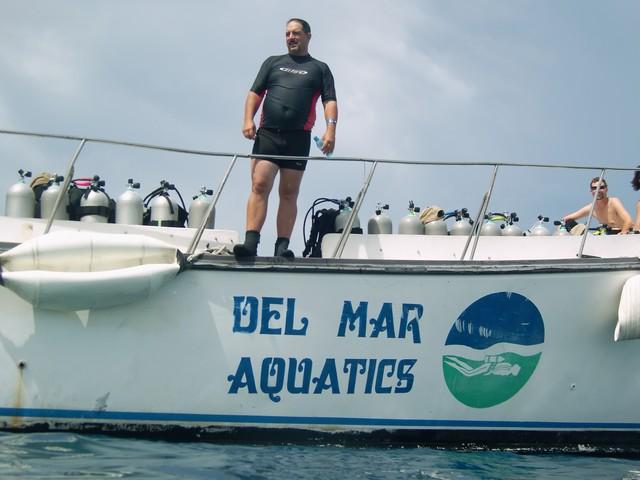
[313,135,333,158]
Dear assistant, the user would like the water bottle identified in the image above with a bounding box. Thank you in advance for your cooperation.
[313,136,332,158]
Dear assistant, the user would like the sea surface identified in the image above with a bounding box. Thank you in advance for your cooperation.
[2,432,640,479]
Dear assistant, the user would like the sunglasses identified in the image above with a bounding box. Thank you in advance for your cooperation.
[590,185,607,191]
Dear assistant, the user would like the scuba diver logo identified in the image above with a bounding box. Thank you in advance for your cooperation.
[442,292,544,408]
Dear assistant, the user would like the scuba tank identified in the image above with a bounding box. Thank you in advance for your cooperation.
[552,220,571,236]
[40,174,69,220]
[67,178,92,221]
[144,180,188,227]
[149,182,178,226]
[80,175,111,223]
[367,203,392,234]
[421,206,447,235]
[398,201,423,235]
[116,178,144,225]
[5,169,35,218]
[480,213,502,236]
[449,208,474,236]
[529,215,551,236]
[188,186,216,229]
[502,212,524,236]
[334,197,362,233]
[424,219,448,235]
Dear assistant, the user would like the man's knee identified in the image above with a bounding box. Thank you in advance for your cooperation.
[252,174,277,196]
[251,159,278,197]
[279,171,304,201]
[279,185,300,203]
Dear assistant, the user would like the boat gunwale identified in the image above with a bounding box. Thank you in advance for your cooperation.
[190,254,640,275]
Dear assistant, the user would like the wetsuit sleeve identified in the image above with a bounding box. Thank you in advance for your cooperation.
[250,56,275,95]
[320,64,337,103]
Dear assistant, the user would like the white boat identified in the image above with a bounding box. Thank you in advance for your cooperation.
[1,129,640,453]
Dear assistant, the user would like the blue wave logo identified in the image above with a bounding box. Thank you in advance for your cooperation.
[442,292,544,408]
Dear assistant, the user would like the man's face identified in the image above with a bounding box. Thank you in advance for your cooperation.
[286,21,310,55]
[590,182,608,200]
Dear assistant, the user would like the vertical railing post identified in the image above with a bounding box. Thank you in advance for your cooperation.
[44,139,86,234]
[186,155,238,258]
[460,164,499,261]
[332,161,378,259]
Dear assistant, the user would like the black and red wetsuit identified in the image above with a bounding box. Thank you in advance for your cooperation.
[250,54,336,170]
[251,53,337,131]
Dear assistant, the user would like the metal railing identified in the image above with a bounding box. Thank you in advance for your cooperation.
[1,128,636,261]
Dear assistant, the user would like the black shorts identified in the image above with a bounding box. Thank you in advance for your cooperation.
[252,128,310,171]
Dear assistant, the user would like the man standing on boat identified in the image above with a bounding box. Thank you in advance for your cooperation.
[562,177,633,234]
[234,18,338,258]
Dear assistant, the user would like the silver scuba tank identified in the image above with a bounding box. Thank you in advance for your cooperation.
[502,212,524,236]
[398,201,424,235]
[40,175,69,220]
[334,197,361,233]
[424,219,448,235]
[421,206,447,235]
[529,215,551,236]
[5,169,35,218]
[188,187,215,229]
[149,181,179,227]
[80,175,110,223]
[480,215,502,236]
[449,209,473,236]
[116,178,143,225]
[552,220,571,236]
[503,223,523,236]
[367,204,392,234]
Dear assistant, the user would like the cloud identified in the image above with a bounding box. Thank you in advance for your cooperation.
[1,0,638,253]
[314,2,476,164]
[24,41,82,97]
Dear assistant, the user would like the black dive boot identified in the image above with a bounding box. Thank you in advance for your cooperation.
[233,231,260,258]
[274,237,294,258]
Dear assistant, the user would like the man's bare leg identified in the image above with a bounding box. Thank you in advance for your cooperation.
[234,159,279,257]
[274,167,304,257]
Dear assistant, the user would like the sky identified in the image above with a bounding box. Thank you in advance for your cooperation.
[1,0,639,254]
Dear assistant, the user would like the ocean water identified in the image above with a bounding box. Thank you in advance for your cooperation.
[1,433,640,479]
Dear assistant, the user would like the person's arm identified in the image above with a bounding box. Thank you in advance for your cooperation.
[242,91,264,140]
[610,197,633,234]
[243,56,273,140]
[320,100,338,154]
[562,205,591,223]
[636,201,640,232]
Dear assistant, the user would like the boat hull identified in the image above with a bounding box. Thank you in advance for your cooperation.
[1,254,639,451]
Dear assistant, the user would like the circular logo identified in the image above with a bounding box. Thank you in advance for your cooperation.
[442,292,544,408]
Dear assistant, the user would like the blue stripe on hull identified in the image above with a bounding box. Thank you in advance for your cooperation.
[1,407,640,430]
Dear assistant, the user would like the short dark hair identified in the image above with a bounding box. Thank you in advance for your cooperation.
[590,177,607,188]
[287,18,311,33]
[632,167,640,191]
